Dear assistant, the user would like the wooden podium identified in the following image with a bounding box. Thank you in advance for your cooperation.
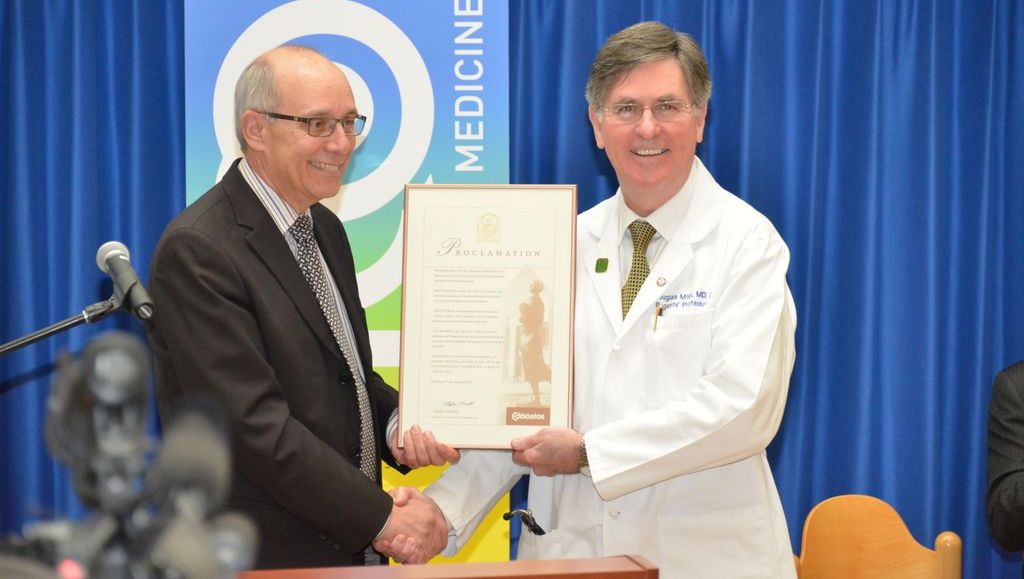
[238,555,658,579]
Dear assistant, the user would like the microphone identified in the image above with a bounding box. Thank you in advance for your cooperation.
[144,401,254,578]
[148,510,260,577]
[95,241,154,321]
[147,515,218,579]
[146,401,231,519]
[207,513,258,578]
[147,512,257,579]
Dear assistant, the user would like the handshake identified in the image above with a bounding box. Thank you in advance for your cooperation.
[374,425,457,564]
[373,486,448,564]
[373,425,584,564]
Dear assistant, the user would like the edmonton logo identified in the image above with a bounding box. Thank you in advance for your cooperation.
[506,407,550,426]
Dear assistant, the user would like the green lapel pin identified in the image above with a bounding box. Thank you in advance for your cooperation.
[595,258,609,273]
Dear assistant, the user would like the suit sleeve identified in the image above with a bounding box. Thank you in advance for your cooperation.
[988,364,1024,551]
[148,226,393,552]
[587,220,796,501]
[368,370,407,473]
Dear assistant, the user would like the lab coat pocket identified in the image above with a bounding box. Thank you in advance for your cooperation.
[657,506,776,578]
[517,527,594,560]
[516,527,565,560]
[644,309,714,407]
[654,309,714,332]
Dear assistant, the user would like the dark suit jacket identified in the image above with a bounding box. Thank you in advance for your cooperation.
[146,159,405,569]
[988,361,1024,552]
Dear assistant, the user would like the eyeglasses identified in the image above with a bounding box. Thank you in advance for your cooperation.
[264,111,367,136]
[601,101,698,124]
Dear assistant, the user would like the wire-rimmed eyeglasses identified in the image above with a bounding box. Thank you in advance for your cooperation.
[600,101,698,124]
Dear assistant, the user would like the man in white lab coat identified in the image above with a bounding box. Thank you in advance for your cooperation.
[378,22,798,577]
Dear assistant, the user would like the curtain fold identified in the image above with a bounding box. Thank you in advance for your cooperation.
[1,1,1022,576]
[1,0,184,532]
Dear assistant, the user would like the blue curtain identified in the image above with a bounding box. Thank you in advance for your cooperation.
[2,1,1023,577]
[0,0,183,531]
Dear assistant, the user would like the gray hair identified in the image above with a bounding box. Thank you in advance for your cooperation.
[233,45,326,150]
[585,22,712,113]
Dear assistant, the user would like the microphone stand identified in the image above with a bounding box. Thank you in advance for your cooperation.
[0,297,122,356]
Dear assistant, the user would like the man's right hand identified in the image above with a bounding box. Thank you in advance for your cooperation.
[373,487,448,564]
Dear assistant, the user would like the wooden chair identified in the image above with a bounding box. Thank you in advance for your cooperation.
[795,494,961,579]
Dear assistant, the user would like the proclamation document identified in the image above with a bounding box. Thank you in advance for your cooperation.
[399,184,576,448]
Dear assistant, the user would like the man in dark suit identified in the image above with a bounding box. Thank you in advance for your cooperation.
[146,45,453,569]
[988,360,1024,553]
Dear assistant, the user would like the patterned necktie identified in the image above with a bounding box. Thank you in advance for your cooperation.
[622,219,657,318]
[289,214,377,482]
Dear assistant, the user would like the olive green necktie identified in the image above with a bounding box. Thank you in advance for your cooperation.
[622,220,657,319]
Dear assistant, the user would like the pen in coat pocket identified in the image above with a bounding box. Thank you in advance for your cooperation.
[652,304,664,331]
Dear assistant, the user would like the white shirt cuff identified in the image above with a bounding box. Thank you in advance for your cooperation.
[386,409,399,448]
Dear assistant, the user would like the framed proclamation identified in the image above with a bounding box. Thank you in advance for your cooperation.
[398,184,577,449]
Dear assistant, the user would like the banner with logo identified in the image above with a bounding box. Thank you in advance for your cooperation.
[185,0,510,562]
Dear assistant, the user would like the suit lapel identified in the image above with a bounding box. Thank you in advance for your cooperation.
[313,206,374,372]
[617,159,722,336]
[314,208,381,437]
[581,200,624,332]
[223,164,342,361]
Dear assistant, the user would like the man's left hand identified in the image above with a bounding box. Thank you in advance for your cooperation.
[511,427,583,476]
[390,425,461,468]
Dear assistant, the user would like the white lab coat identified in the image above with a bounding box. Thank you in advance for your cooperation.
[427,159,797,578]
